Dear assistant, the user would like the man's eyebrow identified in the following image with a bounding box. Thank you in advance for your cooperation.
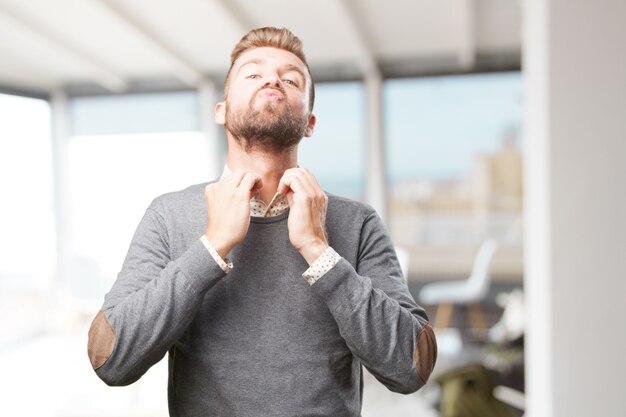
[236,59,306,80]
[283,64,305,80]
[236,59,264,75]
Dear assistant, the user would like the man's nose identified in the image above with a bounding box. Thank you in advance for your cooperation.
[263,74,282,88]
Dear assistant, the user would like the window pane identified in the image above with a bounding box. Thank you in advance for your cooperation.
[67,132,213,283]
[0,93,54,290]
[71,91,198,135]
[298,82,365,200]
[385,72,523,280]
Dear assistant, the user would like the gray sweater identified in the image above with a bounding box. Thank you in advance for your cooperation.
[88,182,436,417]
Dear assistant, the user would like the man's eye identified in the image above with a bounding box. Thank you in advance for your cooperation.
[247,74,260,79]
[283,79,297,86]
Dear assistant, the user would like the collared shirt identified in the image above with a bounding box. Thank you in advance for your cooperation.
[200,165,341,285]
[221,164,290,217]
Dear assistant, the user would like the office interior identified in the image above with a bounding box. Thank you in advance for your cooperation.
[0,1,624,416]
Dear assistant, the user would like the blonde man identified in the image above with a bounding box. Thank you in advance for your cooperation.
[88,27,436,416]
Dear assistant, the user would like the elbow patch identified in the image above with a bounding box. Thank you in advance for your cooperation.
[88,310,116,370]
[414,323,437,383]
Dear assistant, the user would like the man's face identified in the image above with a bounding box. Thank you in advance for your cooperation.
[216,47,316,152]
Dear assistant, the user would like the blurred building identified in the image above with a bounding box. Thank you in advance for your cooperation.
[390,127,524,281]
[472,128,523,214]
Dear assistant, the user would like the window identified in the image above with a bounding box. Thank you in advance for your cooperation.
[71,91,198,135]
[0,93,54,291]
[298,82,365,201]
[384,72,523,280]
[67,92,213,285]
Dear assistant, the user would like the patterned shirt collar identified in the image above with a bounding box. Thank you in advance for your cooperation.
[220,165,290,218]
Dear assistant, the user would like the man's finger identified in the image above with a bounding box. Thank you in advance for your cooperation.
[278,173,301,196]
[238,172,263,194]
[279,169,321,196]
[295,168,320,194]
[223,169,248,187]
[277,179,290,196]
[279,174,315,200]
[277,171,295,195]
[278,167,305,193]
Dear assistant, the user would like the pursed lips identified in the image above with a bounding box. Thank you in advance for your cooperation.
[256,88,285,101]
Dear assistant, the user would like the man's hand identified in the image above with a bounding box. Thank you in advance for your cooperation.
[204,170,262,258]
[277,167,329,264]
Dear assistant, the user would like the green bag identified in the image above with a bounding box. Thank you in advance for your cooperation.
[435,364,515,417]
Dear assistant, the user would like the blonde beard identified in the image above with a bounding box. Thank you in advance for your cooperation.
[224,98,308,153]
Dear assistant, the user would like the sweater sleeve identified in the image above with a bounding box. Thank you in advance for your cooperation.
[310,210,437,394]
[87,204,228,386]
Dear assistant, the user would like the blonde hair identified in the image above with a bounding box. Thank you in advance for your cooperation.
[225,27,315,111]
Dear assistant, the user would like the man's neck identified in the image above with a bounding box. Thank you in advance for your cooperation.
[226,138,298,205]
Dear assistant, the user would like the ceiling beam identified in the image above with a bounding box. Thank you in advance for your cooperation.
[95,0,205,87]
[0,83,49,100]
[211,0,256,34]
[335,0,380,78]
[0,5,127,92]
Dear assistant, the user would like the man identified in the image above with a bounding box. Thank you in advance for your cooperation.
[88,27,436,416]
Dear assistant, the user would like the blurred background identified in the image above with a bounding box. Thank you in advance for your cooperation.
[0,0,623,416]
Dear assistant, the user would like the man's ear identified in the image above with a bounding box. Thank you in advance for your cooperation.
[215,101,226,125]
[304,113,316,137]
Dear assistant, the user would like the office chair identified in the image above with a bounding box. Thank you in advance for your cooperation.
[418,238,499,330]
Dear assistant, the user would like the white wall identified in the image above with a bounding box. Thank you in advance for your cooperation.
[524,1,626,416]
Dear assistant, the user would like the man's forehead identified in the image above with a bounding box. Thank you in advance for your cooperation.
[233,47,308,73]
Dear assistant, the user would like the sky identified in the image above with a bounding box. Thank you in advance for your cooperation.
[384,72,523,181]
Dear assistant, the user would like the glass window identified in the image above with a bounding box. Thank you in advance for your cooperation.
[1,91,207,417]
[0,93,56,408]
[66,131,213,284]
[385,72,523,280]
[0,93,54,291]
[71,91,198,135]
[66,90,213,281]
[298,82,365,201]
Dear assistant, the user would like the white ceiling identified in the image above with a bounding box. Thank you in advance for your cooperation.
[0,0,521,96]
